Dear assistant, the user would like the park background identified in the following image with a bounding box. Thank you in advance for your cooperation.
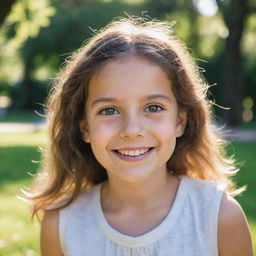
[0,0,255,255]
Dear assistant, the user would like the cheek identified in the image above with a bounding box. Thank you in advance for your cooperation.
[149,114,178,134]
[88,119,118,146]
[150,116,178,149]
[157,124,177,144]
[88,121,121,168]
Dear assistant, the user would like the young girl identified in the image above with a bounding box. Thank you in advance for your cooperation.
[27,17,253,255]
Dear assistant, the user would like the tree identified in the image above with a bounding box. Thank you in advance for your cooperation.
[14,0,142,109]
[216,0,249,125]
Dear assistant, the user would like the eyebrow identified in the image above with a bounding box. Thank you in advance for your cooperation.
[91,94,172,107]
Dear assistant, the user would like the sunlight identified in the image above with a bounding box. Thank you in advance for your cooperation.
[194,0,218,17]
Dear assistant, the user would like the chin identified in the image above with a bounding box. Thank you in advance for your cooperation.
[108,167,159,183]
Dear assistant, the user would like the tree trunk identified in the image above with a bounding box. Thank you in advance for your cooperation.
[185,0,200,56]
[220,0,248,126]
[13,60,34,110]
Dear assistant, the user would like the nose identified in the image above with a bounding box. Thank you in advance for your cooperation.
[119,113,146,138]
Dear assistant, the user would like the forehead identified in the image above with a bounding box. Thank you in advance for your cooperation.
[87,55,174,101]
[92,54,167,79]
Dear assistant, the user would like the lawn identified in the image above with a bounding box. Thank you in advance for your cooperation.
[0,131,45,256]
[0,131,255,255]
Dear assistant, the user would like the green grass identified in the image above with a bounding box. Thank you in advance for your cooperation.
[0,131,45,256]
[0,131,255,255]
[228,142,256,250]
[228,142,256,220]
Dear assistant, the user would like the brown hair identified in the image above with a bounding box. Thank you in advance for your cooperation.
[25,17,243,218]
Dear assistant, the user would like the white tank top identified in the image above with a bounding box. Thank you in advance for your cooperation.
[59,176,226,256]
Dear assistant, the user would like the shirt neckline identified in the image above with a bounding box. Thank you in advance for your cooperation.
[94,176,188,248]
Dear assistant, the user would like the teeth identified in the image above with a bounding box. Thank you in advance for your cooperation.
[117,148,150,156]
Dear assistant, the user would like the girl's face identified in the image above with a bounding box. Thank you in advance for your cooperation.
[81,55,186,184]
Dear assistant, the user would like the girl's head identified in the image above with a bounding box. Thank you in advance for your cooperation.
[81,54,187,183]
[30,17,240,214]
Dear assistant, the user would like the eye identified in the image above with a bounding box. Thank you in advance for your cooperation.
[99,107,119,115]
[144,105,164,113]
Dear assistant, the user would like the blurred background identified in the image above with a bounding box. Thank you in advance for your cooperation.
[0,0,255,255]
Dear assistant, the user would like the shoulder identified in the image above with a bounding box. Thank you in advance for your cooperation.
[41,209,63,256]
[182,176,226,190]
[218,193,254,256]
[182,176,226,198]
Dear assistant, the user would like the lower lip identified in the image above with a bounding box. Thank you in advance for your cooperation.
[112,148,154,162]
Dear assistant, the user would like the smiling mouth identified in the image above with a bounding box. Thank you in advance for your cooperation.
[113,148,154,157]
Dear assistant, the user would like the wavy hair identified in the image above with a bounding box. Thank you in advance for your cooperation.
[25,17,243,218]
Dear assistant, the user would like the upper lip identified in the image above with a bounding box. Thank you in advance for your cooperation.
[113,147,153,151]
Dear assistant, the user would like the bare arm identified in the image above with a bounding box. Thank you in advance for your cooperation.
[41,209,63,256]
[218,193,254,256]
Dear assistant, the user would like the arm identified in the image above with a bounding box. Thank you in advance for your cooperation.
[41,209,63,256]
[218,193,254,256]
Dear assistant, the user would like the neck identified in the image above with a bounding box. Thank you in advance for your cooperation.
[101,171,179,210]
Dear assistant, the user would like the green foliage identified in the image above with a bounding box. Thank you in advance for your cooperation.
[10,80,51,110]
[0,0,256,121]
[0,82,10,96]
[8,1,145,110]
[4,0,55,47]
[21,1,143,65]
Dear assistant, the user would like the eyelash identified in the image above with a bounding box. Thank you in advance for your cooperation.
[98,104,165,116]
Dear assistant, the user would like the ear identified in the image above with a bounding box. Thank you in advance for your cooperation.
[80,119,90,143]
[175,109,187,138]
